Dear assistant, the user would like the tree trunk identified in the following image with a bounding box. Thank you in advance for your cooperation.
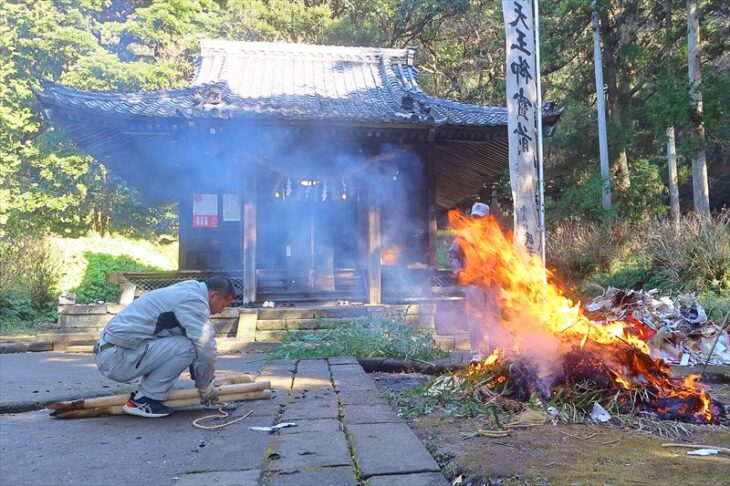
[687,0,710,218]
[592,0,611,211]
[664,0,680,227]
[600,7,630,191]
[666,126,680,226]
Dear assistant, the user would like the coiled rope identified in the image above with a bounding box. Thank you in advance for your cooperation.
[192,405,254,430]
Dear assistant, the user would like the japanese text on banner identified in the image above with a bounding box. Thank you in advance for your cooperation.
[503,0,539,255]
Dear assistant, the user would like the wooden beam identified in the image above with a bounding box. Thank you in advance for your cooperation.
[426,151,438,267]
[367,182,382,304]
[242,177,257,305]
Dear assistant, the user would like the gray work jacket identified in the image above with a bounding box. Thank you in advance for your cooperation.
[447,237,465,273]
[101,280,216,388]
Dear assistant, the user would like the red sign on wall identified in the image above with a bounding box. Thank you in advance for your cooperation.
[192,193,218,228]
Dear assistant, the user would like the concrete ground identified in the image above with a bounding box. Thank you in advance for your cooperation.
[0,352,448,486]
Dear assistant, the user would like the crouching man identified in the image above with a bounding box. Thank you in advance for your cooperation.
[93,276,235,418]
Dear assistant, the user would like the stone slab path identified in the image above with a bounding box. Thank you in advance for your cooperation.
[0,352,448,485]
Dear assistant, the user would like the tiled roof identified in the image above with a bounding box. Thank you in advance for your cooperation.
[37,40,516,127]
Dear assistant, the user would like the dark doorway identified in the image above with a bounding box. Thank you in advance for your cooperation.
[257,182,359,292]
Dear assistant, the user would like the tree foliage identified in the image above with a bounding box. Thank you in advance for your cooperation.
[1,0,729,237]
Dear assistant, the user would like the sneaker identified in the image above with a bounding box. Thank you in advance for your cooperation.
[122,392,174,418]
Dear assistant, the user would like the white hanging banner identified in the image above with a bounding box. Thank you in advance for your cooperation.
[503,0,540,255]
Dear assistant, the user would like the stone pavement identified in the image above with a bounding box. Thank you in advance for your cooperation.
[0,352,448,485]
[0,353,269,413]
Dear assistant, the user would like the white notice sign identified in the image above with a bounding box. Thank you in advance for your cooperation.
[222,193,241,222]
[192,193,218,228]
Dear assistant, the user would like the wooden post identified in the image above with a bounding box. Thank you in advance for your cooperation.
[367,181,382,304]
[242,177,257,305]
[178,198,188,269]
[426,152,438,267]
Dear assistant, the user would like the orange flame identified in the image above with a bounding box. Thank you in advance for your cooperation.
[467,349,502,376]
[450,211,719,422]
[449,211,650,356]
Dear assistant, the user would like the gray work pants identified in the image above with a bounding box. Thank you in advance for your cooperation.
[464,284,500,356]
[94,335,196,400]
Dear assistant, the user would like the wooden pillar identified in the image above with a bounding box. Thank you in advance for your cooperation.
[178,201,187,270]
[426,151,438,267]
[367,181,382,304]
[242,177,257,305]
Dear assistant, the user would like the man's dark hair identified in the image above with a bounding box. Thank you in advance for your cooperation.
[205,275,236,298]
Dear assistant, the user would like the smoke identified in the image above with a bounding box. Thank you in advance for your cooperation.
[126,122,429,299]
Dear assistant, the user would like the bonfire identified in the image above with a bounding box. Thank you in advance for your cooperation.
[435,211,726,426]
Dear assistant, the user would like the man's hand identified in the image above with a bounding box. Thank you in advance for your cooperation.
[199,379,219,405]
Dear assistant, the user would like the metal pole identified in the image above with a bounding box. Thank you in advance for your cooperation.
[592,0,611,211]
[533,0,546,269]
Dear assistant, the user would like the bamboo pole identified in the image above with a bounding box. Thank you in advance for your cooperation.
[51,390,272,419]
[48,380,269,412]
[216,374,256,385]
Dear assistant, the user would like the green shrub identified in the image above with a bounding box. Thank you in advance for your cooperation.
[549,167,615,222]
[698,292,730,323]
[269,313,447,361]
[73,252,163,303]
[436,229,456,268]
[617,158,667,221]
[642,212,730,294]
[0,290,36,322]
[24,236,61,309]
[547,211,730,314]
[0,237,22,296]
[0,232,61,311]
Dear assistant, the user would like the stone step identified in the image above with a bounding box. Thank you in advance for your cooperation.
[255,329,327,342]
[216,339,249,354]
[65,345,94,353]
[256,307,373,320]
[433,332,470,351]
[454,334,470,351]
[257,309,318,320]
[256,318,366,331]
[0,335,37,343]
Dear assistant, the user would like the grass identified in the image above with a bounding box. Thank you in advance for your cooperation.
[53,234,177,293]
[548,212,730,321]
[0,318,48,335]
[0,234,179,335]
[268,313,447,361]
[387,355,726,439]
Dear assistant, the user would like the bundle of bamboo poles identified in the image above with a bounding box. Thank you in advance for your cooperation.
[48,374,271,419]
